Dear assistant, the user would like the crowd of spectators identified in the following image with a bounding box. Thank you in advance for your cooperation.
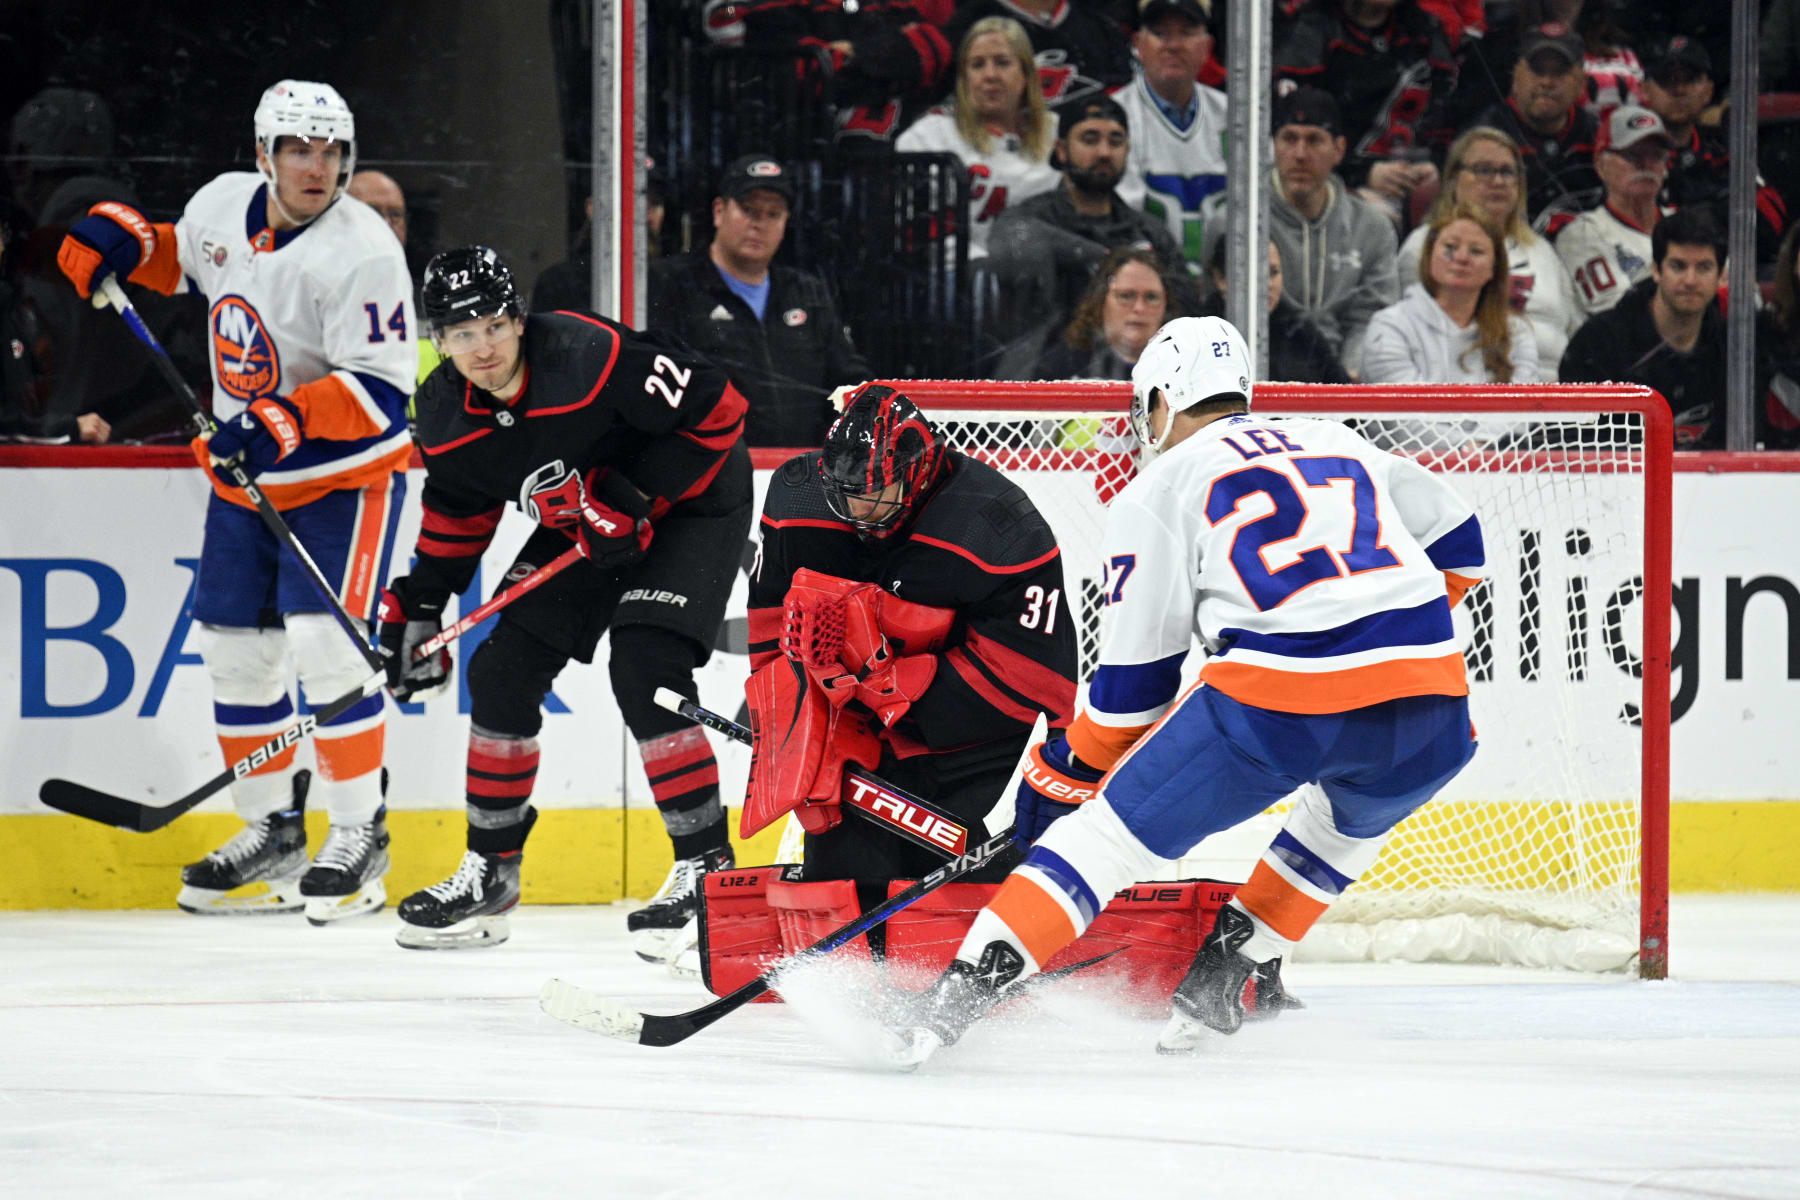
[6,0,1800,451]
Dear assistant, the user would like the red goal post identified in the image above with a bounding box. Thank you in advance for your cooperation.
[881,380,1672,979]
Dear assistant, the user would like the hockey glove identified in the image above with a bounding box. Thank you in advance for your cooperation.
[377,578,452,701]
[57,202,161,299]
[520,463,653,569]
[205,397,304,485]
[1014,736,1105,845]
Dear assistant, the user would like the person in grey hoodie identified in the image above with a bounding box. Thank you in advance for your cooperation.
[1265,87,1400,378]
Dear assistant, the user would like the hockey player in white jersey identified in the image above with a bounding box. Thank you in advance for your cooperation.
[888,315,1486,1064]
[57,80,414,924]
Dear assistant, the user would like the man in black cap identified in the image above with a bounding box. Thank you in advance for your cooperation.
[986,96,1194,372]
[1465,22,1602,231]
[648,153,869,447]
[1641,36,1788,264]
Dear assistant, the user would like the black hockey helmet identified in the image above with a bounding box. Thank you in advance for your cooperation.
[421,245,525,338]
[819,383,947,539]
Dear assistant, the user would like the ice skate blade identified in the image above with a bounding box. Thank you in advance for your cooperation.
[1155,1011,1226,1055]
[632,917,695,965]
[874,1028,941,1073]
[539,978,646,1042]
[303,879,387,926]
[176,878,305,915]
[395,912,511,950]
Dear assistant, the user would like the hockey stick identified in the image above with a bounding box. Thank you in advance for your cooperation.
[653,688,974,859]
[96,276,383,674]
[38,544,588,832]
[539,824,1022,1046]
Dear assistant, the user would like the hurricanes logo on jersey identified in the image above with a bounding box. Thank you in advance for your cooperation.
[210,296,281,400]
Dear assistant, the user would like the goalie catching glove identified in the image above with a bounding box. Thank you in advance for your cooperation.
[780,568,953,728]
[519,461,653,569]
[377,577,452,701]
[1014,735,1105,845]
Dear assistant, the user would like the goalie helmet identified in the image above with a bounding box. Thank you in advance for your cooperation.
[420,246,526,338]
[1129,315,1252,455]
[819,383,947,539]
[253,80,356,203]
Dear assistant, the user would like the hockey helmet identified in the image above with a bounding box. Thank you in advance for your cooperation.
[253,80,356,203]
[421,246,527,341]
[819,383,948,539]
[1129,315,1252,455]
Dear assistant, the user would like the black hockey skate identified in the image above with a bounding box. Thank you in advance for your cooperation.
[627,844,733,965]
[176,770,310,915]
[1157,904,1293,1053]
[1244,957,1306,1021]
[884,940,1026,1070]
[395,848,521,950]
[300,806,390,926]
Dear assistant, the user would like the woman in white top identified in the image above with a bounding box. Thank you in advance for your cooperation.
[1365,203,1540,386]
[1397,127,1583,377]
[895,16,1058,259]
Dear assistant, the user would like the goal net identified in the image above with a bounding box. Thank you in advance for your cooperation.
[887,380,1672,978]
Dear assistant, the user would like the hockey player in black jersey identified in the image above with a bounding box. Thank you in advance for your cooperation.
[738,383,1079,945]
[380,246,752,951]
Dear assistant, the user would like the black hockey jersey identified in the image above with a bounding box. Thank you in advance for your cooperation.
[407,311,750,605]
[749,450,1078,757]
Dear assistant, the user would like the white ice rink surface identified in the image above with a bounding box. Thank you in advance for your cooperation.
[4,896,1798,1200]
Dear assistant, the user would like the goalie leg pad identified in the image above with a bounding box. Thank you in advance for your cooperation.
[697,865,801,999]
[1045,879,1238,1014]
[882,881,1001,985]
[767,878,872,965]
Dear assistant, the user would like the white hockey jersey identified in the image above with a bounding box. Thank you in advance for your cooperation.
[175,173,416,509]
[1112,73,1229,264]
[896,108,1059,258]
[1555,202,1664,316]
[1065,412,1486,768]
[1397,224,1584,378]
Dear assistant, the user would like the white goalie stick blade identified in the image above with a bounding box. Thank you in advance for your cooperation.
[539,978,647,1042]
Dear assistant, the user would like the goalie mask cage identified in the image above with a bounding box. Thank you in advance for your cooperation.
[883,380,1671,979]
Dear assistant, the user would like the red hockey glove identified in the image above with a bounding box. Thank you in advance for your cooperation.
[1014,736,1104,845]
[520,463,653,569]
[205,397,304,484]
[779,569,955,725]
[377,577,452,701]
[57,202,161,299]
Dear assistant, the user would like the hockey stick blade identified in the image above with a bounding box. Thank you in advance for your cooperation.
[538,978,647,1042]
[652,688,975,857]
[539,826,1021,1048]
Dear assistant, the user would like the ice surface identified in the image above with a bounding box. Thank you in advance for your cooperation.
[3,896,1798,1199]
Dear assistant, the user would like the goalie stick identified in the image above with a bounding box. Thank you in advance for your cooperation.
[652,688,975,858]
[38,544,588,832]
[96,276,383,673]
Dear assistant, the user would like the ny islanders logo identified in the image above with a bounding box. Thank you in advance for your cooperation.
[210,296,281,400]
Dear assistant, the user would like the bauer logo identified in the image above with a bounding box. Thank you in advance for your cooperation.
[209,296,281,400]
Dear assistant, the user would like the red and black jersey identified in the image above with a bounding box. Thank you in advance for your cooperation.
[406,311,750,605]
[1468,99,1601,231]
[1274,1,1459,188]
[1665,125,1788,264]
[750,449,1078,757]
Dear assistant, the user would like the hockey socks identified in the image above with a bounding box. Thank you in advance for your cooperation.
[1232,785,1393,961]
[640,726,729,860]
[466,727,539,843]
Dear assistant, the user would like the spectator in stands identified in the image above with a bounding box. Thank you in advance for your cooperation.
[1364,204,1539,385]
[1273,0,1456,230]
[4,87,116,228]
[896,17,1057,260]
[1465,22,1603,230]
[1031,246,1180,380]
[1639,35,1788,265]
[1755,222,1800,450]
[1559,208,1727,449]
[1260,87,1399,378]
[939,0,1135,110]
[0,212,108,445]
[648,154,868,448]
[348,170,407,246]
[985,95,1192,374]
[1114,0,1229,264]
[1200,238,1352,385]
[1556,106,1673,317]
[1399,127,1583,377]
[1451,2,1643,130]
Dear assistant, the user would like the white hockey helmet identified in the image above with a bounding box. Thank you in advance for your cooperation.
[253,80,356,203]
[1129,315,1253,454]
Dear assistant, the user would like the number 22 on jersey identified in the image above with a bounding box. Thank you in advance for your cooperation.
[1208,455,1399,611]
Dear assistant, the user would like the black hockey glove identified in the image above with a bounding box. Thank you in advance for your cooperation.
[1014,736,1104,845]
[377,577,452,701]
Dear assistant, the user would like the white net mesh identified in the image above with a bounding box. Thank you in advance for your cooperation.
[902,381,1668,975]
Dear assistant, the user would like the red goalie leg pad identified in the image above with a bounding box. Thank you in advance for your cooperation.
[766,878,871,967]
[883,881,1000,987]
[1041,879,1241,1014]
[698,865,800,1002]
